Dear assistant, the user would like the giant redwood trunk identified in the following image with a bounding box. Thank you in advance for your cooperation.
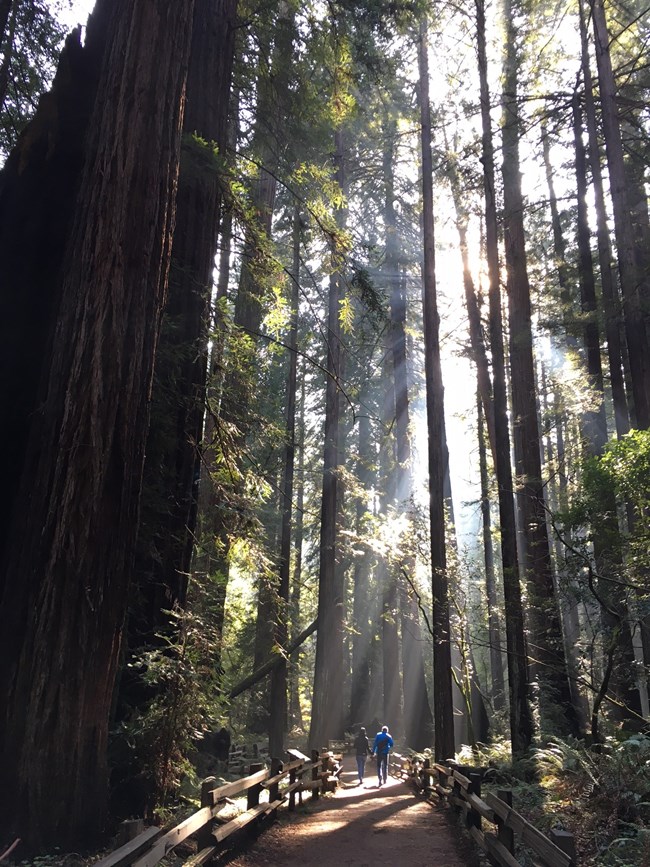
[0,0,195,849]
[309,130,347,750]
[130,0,236,650]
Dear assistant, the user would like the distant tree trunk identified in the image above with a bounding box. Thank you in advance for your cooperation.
[571,92,608,455]
[502,0,578,736]
[0,0,195,848]
[418,19,454,762]
[207,11,296,628]
[591,0,650,429]
[0,0,12,45]
[384,120,433,750]
[475,0,533,753]
[269,207,301,757]
[447,156,496,458]
[309,129,346,749]
[477,395,505,711]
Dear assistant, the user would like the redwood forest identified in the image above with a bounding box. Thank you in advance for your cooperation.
[0,0,649,864]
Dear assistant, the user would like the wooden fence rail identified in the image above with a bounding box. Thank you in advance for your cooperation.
[95,749,335,867]
[389,754,577,867]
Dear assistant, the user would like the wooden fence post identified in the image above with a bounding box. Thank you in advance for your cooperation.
[289,763,297,811]
[421,758,430,792]
[311,749,320,801]
[496,789,515,857]
[197,776,216,851]
[269,758,282,811]
[550,829,577,865]
[468,772,482,831]
[247,763,264,810]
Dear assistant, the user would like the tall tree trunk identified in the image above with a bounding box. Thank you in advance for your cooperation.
[0,0,195,848]
[475,0,533,753]
[349,390,374,728]
[309,129,346,749]
[502,0,578,736]
[591,0,650,429]
[418,19,454,762]
[269,207,301,757]
[578,0,630,438]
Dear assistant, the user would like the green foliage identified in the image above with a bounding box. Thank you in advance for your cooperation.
[113,606,223,810]
[0,1,66,157]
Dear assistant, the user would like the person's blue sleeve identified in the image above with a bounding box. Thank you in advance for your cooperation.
[388,736,394,749]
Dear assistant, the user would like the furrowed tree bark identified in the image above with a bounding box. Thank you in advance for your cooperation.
[475,0,532,753]
[502,0,578,736]
[130,0,236,652]
[0,0,195,849]
[418,18,454,762]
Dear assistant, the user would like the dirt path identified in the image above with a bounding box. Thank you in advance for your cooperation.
[227,757,478,866]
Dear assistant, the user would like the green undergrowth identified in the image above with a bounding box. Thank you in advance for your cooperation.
[452,734,650,866]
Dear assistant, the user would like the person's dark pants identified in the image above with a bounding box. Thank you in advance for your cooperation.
[356,755,366,782]
[376,752,388,784]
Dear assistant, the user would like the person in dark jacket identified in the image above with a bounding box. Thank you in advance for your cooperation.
[353,727,370,784]
[371,725,393,786]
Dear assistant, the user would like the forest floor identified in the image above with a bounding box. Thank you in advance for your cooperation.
[224,756,480,866]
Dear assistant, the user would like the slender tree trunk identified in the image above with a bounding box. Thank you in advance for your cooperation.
[418,19,454,762]
[475,0,533,753]
[0,0,195,848]
[289,369,306,730]
[309,129,346,749]
[591,0,650,429]
[502,0,578,735]
[269,208,301,757]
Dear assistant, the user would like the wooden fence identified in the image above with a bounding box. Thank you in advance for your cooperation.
[95,749,340,867]
[389,754,577,867]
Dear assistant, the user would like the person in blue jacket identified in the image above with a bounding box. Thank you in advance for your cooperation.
[371,725,393,786]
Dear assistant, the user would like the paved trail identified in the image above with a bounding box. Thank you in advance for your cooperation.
[228,757,476,866]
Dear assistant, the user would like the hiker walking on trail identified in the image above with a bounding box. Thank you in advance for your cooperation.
[372,725,393,786]
[353,727,370,784]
